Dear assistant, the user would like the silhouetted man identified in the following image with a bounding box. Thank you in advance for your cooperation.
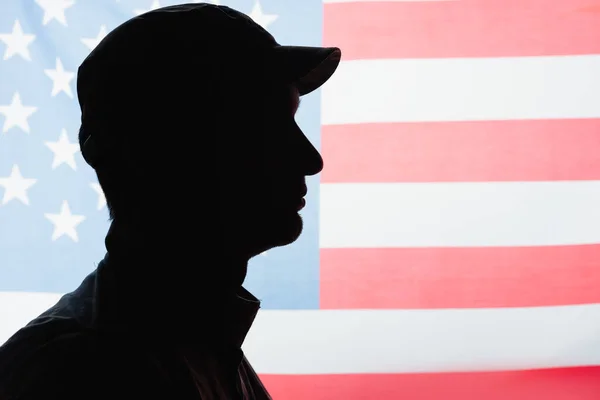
[0,3,340,399]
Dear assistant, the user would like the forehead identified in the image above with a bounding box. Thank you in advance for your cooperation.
[275,84,299,110]
[290,85,300,109]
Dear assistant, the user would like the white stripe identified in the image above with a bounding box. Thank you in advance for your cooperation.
[247,304,600,374]
[0,292,62,344]
[321,55,600,125]
[3,292,600,374]
[320,181,600,248]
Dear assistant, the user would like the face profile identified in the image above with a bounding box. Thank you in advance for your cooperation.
[216,84,323,258]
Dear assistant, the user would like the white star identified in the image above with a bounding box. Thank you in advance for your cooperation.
[134,0,161,16]
[81,25,108,51]
[45,129,80,170]
[44,200,86,242]
[0,165,37,205]
[35,0,75,26]
[248,0,278,30]
[44,58,75,98]
[0,20,36,61]
[0,92,37,134]
[90,182,106,211]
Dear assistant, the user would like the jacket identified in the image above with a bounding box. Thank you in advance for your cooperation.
[0,224,272,399]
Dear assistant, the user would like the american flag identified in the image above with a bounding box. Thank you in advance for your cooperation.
[2,0,600,398]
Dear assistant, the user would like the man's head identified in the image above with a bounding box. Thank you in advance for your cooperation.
[77,3,340,259]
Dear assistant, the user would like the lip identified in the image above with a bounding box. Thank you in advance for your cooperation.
[298,197,306,211]
[300,186,307,198]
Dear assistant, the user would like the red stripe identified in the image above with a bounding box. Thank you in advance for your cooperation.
[321,119,600,183]
[320,245,600,309]
[323,0,600,59]
[261,367,600,400]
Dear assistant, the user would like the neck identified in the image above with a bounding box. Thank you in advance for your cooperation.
[98,218,260,347]
[105,218,249,295]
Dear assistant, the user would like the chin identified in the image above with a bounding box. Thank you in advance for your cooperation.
[255,210,304,253]
[232,204,305,258]
[274,212,304,246]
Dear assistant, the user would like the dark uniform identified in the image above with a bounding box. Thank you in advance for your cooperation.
[0,222,272,399]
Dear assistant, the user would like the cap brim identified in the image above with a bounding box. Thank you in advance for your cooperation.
[272,46,341,95]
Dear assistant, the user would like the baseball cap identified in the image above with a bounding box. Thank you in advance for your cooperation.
[77,3,341,169]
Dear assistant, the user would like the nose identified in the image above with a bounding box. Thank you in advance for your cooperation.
[297,133,324,176]
[305,137,324,176]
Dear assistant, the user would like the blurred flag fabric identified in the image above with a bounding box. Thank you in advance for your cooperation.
[2,0,600,399]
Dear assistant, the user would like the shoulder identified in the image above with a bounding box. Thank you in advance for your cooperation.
[0,331,104,399]
[0,330,166,400]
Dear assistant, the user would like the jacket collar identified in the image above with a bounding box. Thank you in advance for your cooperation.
[91,220,260,349]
